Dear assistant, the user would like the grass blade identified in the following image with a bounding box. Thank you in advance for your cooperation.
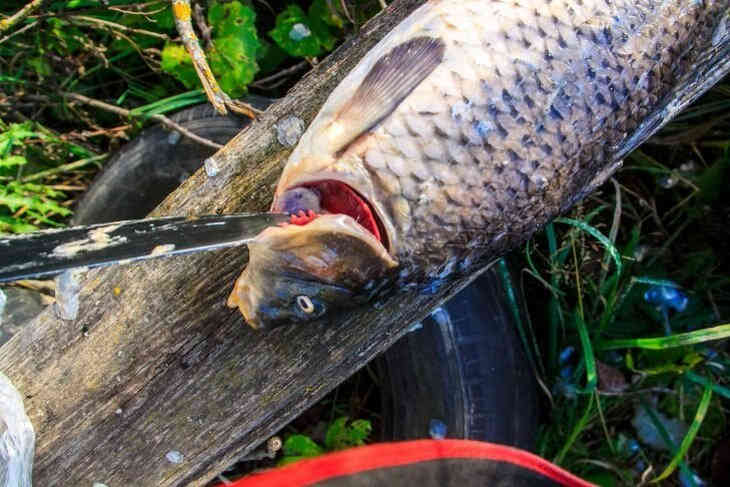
[496,258,545,377]
[599,324,730,350]
[575,313,597,392]
[555,217,622,276]
[684,371,730,400]
[554,393,594,465]
[651,385,712,483]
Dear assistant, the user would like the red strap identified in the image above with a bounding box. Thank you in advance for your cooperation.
[221,440,595,487]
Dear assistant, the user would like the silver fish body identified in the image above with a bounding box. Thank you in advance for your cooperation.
[229,0,730,328]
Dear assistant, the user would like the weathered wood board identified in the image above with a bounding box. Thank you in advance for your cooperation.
[0,2,461,486]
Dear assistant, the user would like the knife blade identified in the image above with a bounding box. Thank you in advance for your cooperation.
[0,213,289,283]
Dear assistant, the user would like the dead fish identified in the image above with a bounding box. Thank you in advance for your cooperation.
[228,0,730,328]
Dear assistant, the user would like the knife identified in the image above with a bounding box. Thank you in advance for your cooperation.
[0,213,289,283]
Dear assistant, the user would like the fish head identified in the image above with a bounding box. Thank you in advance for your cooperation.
[228,35,448,328]
[227,163,398,328]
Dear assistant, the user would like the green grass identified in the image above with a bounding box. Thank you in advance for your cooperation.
[527,78,730,485]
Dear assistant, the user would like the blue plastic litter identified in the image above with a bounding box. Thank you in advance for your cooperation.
[429,419,447,440]
[559,346,575,365]
[644,285,688,313]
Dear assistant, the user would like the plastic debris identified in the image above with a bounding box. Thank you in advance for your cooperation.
[429,419,447,440]
[553,379,578,400]
[92,483,109,487]
[289,23,312,41]
[680,468,706,487]
[657,174,677,189]
[165,450,183,464]
[559,346,575,365]
[54,269,85,321]
[275,116,305,148]
[625,438,640,456]
[644,283,688,334]
[644,285,688,313]
[0,372,35,487]
[559,366,573,380]
[204,157,220,178]
[633,244,650,262]
[167,130,181,145]
[632,406,688,452]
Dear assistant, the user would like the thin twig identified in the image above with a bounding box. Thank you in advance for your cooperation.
[339,0,355,25]
[378,0,388,9]
[249,61,309,88]
[0,19,37,45]
[192,3,213,50]
[171,0,259,118]
[0,0,46,35]
[20,155,108,183]
[70,15,170,40]
[108,5,168,17]
[62,91,223,149]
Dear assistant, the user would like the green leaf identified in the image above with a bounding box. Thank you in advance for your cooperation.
[696,156,729,204]
[256,39,289,74]
[575,313,597,392]
[209,1,258,40]
[0,155,27,168]
[309,0,345,28]
[160,44,200,90]
[206,1,261,97]
[307,2,338,51]
[600,324,730,350]
[684,371,730,400]
[651,385,712,483]
[281,434,324,460]
[554,217,622,277]
[324,417,372,451]
[208,36,259,98]
[0,215,37,234]
[269,5,323,58]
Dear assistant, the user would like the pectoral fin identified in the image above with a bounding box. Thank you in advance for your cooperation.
[325,36,446,154]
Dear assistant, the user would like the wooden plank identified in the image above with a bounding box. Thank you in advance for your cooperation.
[0,2,446,486]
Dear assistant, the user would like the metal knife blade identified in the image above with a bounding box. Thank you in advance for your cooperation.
[0,213,289,283]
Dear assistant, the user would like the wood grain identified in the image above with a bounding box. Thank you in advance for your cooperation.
[0,2,456,486]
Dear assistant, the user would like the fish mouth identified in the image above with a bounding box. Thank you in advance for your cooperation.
[274,179,390,251]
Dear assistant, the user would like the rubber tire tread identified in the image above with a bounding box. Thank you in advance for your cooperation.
[378,268,539,450]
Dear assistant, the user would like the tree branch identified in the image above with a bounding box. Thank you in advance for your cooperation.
[63,91,224,150]
[0,0,46,35]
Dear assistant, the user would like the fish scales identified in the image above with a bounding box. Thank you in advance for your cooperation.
[357,0,724,270]
[229,0,730,328]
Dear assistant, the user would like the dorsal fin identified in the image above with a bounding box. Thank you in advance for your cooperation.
[324,36,446,154]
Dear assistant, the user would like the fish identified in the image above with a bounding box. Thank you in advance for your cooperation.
[227,0,730,329]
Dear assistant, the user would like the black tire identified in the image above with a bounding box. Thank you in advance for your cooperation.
[73,103,539,451]
[378,270,539,450]
[72,98,270,225]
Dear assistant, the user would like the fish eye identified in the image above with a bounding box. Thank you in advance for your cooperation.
[296,295,315,314]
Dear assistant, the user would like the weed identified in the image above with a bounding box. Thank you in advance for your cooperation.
[526,80,730,485]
